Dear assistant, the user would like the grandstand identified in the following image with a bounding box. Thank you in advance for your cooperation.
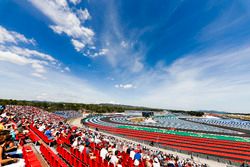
[54,110,82,119]
[109,116,240,134]
[0,105,249,167]
[187,118,250,130]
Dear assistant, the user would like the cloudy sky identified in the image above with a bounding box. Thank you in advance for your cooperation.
[1,0,250,113]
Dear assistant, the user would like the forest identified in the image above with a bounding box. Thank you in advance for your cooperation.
[0,99,204,116]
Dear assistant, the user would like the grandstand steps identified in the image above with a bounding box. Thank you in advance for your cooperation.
[22,144,49,167]
[28,126,70,167]
[32,144,50,167]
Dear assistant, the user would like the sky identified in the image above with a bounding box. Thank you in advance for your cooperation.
[1,0,250,113]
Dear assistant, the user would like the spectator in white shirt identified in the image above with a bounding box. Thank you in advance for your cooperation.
[72,137,81,149]
[100,147,108,160]
[79,144,85,153]
[109,154,119,166]
[38,124,45,132]
[130,148,135,160]
[153,157,160,167]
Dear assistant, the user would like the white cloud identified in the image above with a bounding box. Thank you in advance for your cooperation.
[133,46,250,113]
[120,41,128,48]
[0,25,57,78]
[91,48,109,57]
[97,1,145,73]
[0,61,112,104]
[0,24,114,106]
[69,0,81,5]
[115,84,135,89]
[0,25,63,79]
[65,67,70,71]
[131,58,144,73]
[3,46,56,62]
[77,8,91,21]
[198,1,250,43]
[28,0,94,52]
[0,26,35,45]
[31,72,46,79]
[0,50,48,77]
[31,62,46,73]
[71,39,85,51]
[98,48,109,56]
[0,51,29,65]
[0,25,111,103]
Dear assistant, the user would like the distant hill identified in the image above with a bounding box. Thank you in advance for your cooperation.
[198,110,250,115]
[197,110,228,114]
[99,103,160,110]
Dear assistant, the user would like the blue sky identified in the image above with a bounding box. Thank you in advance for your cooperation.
[1,0,250,113]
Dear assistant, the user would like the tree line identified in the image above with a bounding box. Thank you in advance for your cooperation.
[0,99,162,113]
[168,109,204,116]
[0,99,204,116]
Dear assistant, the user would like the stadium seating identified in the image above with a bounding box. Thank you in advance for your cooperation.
[40,144,68,167]
[187,118,250,130]
[57,145,96,167]
[3,105,249,166]
[29,124,54,145]
[110,116,238,133]
[22,145,42,167]
[28,129,40,144]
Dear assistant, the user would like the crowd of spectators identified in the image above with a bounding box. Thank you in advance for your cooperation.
[0,106,27,166]
[0,105,240,167]
[68,129,208,167]
[0,105,64,166]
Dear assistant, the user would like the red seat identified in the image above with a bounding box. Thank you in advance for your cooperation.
[40,144,68,167]
[29,125,54,145]
[22,145,42,167]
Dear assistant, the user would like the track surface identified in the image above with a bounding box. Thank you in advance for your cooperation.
[84,115,250,164]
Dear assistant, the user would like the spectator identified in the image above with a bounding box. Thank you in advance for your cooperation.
[145,156,152,167]
[44,126,53,140]
[1,105,209,167]
[72,137,81,149]
[130,148,135,160]
[117,159,123,167]
[110,152,119,166]
[100,147,108,160]
[38,124,46,132]
[153,157,160,167]
[0,134,18,165]
[240,161,249,167]
[79,143,85,153]
[134,150,141,161]
[134,159,140,167]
